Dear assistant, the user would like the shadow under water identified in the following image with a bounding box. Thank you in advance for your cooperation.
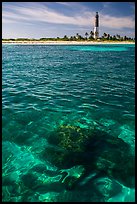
[2,121,135,202]
[42,123,135,191]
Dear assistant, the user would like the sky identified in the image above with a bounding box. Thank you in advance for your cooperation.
[2,2,135,39]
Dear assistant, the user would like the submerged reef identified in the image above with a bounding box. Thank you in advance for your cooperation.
[44,124,135,190]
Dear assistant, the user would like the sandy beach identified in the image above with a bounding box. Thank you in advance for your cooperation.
[2,40,135,45]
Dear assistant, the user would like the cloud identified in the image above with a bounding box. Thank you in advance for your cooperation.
[2,2,135,30]
[100,14,135,29]
[102,2,112,9]
[2,3,94,26]
[55,2,72,6]
[2,17,17,24]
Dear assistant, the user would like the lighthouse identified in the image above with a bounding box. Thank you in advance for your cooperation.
[94,12,99,39]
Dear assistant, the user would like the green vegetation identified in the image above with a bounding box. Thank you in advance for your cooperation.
[2,31,135,42]
[44,125,94,169]
[100,32,135,42]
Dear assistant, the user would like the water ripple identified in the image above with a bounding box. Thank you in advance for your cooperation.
[2,44,135,202]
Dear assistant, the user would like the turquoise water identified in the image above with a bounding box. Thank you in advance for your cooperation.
[2,44,135,202]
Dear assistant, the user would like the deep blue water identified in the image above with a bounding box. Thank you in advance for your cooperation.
[2,44,135,202]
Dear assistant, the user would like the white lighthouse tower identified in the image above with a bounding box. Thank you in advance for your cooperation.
[94,12,99,39]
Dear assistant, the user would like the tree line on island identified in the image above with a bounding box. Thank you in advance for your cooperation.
[58,32,135,41]
[2,31,135,42]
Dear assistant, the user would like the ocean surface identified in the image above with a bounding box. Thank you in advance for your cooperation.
[2,44,135,202]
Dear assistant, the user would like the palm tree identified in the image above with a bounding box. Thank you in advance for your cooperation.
[76,33,79,39]
[73,36,77,41]
[103,32,108,38]
[70,36,73,41]
[107,34,110,40]
[89,31,94,39]
[116,34,120,40]
[124,36,127,41]
[112,35,116,40]
[63,35,69,40]
[85,32,88,40]
[109,36,113,40]
[78,35,83,40]
[56,37,60,41]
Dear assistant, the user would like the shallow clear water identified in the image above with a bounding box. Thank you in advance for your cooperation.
[2,44,135,202]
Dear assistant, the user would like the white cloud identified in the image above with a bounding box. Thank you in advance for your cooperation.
[55,2,72,6]
[100,14,135,29]
[2,3,94,26]
[2,2,135,30]
[2,18,17,24]
[102,2,112,9]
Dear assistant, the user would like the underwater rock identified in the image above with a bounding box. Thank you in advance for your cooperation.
[59,165,85,182]
[62,176,80,190]
[95,146,135,187]
[93,177,123,200]
[38,192,59,202]
[59,165,85,190]
[47,125,93,152]
[45,123,135,189]
[21,173,38,190]
[45,125,93,168]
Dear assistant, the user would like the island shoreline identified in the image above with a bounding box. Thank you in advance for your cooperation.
[2,40,135,45]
